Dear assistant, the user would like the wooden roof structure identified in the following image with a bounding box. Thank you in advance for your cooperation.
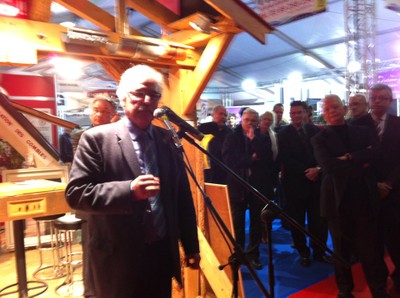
[0,1,273,296]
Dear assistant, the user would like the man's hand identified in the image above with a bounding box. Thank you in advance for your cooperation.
[185,253,201,269]
[130,174,160,200]
[377,182,392,199]
[305,167,320,182]
[246,126,255,141]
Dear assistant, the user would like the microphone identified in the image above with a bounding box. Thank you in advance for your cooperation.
[155,112,182,148]
[153,106,204,141]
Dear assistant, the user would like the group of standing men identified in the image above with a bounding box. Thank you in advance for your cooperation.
[312,85,400,298]
[64,63,399,298]
[200,84,400,298]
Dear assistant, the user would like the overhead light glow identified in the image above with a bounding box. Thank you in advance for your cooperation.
[60,21,76,28]
[347,61,361,73]
[50,57,84,80]
[51,2,68,14]
[288,71,303,83]
[241,79,257,92]
[304,55,325,68]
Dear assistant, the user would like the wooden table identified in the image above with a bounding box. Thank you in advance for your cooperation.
[0,180,71,298]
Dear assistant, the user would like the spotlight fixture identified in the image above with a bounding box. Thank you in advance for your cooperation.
[0,0,19,17]
[189,14,219,34]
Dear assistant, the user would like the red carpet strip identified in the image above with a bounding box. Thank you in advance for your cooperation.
[289,255,399,298]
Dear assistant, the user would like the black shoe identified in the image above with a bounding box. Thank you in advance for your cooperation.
[371,289,390,298]
[249,259,263,270]
[299,257,311,267]
[337,291,354,298]
[314,254,334,264]
[392,276,400,292]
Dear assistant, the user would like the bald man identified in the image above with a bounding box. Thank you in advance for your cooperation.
[311,94,388,298]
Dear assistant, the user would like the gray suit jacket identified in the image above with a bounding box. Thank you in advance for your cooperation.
[66,120,199,298]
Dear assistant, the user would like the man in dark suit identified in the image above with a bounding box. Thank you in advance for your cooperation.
[222,108,270,270]
[198,105,232,184]
[278,101,329,267]
[312,94,388,298]
[66,65,200,298]
[353,83,400,292]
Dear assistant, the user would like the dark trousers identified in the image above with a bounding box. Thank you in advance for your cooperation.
[379,197,400,286]
[328,213,387,294]
[286,193,328,258]
[230,195,264,260]
[134,238,172,298]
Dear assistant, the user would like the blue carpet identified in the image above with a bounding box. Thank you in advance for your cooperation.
[242,217,335,298]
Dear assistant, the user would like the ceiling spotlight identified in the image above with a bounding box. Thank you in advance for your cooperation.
[288,71,303,83]
[0,0,20,17]
[347,60,361,73]
[242,79,257,92]
[189,14,218,34]
[304,55,325,68]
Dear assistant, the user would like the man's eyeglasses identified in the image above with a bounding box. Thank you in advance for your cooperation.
[369,96,392,101]
[127,90,161,101]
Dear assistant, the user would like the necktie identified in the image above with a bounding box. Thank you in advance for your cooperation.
[139,131,166,243]
[375,118,383,139]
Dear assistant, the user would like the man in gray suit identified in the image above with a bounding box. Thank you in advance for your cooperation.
[353,83,400,293]
[66,65,200,298]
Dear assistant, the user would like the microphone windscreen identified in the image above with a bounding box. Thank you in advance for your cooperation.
[153,108,166,118]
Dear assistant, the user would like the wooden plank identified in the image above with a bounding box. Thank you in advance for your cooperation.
[196,227,235,297]
[204,183,245,297]
[126,0,179,27]
[205,0,273,44]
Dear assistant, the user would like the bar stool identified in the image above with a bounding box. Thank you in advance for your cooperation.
[53,214,84,297]
[32,214,66,280]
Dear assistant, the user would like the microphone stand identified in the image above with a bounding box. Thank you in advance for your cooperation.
[174,129,350,298]
[174,136,270,297]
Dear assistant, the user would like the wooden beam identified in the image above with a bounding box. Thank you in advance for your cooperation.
[205,0,273,44]
[11,101,79,129]
[27,0,52,22]
[0,17,198,69]
[53,0,141,35]
[125,0,179,28]
[95,57,131,83]
[183,32,235,115]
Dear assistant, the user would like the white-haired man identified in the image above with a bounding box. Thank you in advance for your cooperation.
[66,65,200,298]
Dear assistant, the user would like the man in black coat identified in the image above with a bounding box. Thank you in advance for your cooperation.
[198,105,232,184]
[352,83,400,292]
[312,94,388,298]
[222,108,270,270]
[66,65,200,298]
[278,101,329,267]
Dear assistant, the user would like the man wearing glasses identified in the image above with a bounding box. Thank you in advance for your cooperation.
[222,108,269,270]
[66,65,200,298]
[353,83,400,293]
